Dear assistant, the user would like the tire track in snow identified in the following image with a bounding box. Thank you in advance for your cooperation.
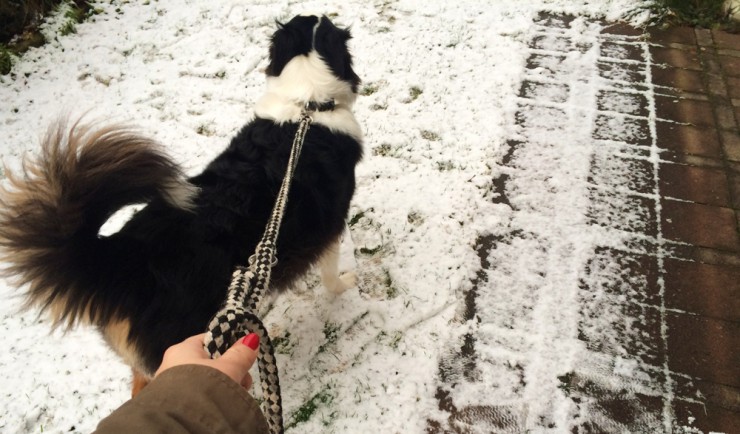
[432,13,674,433]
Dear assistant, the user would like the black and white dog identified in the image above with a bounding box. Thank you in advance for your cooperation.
[0,14,362,391]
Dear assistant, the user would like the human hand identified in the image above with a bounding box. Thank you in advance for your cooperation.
[155,333,260,389]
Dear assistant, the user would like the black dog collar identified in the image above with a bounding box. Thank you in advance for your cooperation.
[305,100,336,112]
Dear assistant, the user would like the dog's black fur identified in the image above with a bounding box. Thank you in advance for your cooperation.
[0,15,362,377]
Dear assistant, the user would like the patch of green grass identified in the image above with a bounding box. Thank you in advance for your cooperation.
[380,268,405,300]
[372,143,393,156]
[348,211,365,227]
[360,83,380,96]
[323,322,340,344]
[409,86,423,101]
[359,245,383,255]
[196,124,215,136]
[370,103,388,111]
[636,0,737,29]
[436,160,455,172]
[0,45,14,75]
[59,20,77,36]
[286,386,335,429]
[407,211,423,225]
[375,330,404,348]
[316,321,340,354]
[382,269,399,299]
[420,130,440,141]
[58,1,96,36]
[273,331,296,355]
[64,1,88,23]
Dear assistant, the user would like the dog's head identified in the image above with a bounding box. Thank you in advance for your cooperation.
[265,15,361,95]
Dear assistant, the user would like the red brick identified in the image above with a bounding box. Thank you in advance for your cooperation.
[649,26,697,45]
[661,199,739,250]
[720,55,740,77]
[730,171,740,209]
[667,312,740,386]
[664,258,740,321]
[728,76,740,100]
[715,104,738,130]
[721,130,740,161]
[659,163,730,206]
[656,121,722,157]
[651,46,701,70]
[712,29,740,50]
[655,95,716,128]
[695,28,714,47]
[651,66,704,93]
[674,399,740,434]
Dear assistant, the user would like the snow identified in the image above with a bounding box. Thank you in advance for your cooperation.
[0,1,696,433]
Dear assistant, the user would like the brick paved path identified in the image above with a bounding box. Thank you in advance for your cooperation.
[648,25,740,434]
[431,14,739,434]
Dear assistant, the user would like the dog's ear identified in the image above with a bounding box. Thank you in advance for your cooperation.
[313,18,361,91]
[265,16,318,77]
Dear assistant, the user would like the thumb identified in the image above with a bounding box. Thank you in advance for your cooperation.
[219,333,260,378]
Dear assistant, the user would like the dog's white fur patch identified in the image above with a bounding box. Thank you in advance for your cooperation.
[319,238,358,294]
[255,51,363,142]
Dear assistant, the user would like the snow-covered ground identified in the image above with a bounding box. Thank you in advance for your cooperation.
[0,1,682,433]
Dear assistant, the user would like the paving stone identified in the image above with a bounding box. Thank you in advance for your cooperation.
[712,29,740,50]
[720,55,740,77]
[598,60,646,83]
[602,23,643,36]
[720,130,740,161]
[585,248,661,306]
[699,48,724,75]
[656,121,722,158]
[593,113,651,145]
[664,258,740,321]
[601,41,645,62]
[729,160,740,174]
[655,95,716,128]
[667,312,740,387]
[673,375,740,412]
[657,89,710,101]
[729,171,740,209]
[695,28,714,47]
[715,104,739,130]
[674,399,740,434]
[519,80,569,104]
[651,66,704,93]
[651,46,701,70]
[662,152,725,169]
[717,48,740,58]
[596,89,649,116]
[705,73,729,98]
[649,26,696,45]
[659,163,730,206]
[729,76,740,100]
[661,198,740,251]
[666,243,740,267]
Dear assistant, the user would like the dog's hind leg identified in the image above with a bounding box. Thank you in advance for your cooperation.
[319,238,357,295]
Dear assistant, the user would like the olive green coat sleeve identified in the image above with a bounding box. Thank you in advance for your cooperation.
[94,365,269,434]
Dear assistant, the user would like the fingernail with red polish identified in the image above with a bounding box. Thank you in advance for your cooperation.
[241,333,259,350]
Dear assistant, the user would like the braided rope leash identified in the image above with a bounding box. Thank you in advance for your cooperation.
[204,107,314,434]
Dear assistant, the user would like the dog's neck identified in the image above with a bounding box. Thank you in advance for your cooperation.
[254,51,363,142]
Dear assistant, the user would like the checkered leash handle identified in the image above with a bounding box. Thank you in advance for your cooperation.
[204,110,312,434]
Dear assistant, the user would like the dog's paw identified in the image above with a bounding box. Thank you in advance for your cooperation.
[326,271,358,295]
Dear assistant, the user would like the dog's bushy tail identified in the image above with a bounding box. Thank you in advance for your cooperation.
[0,119,195,327]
